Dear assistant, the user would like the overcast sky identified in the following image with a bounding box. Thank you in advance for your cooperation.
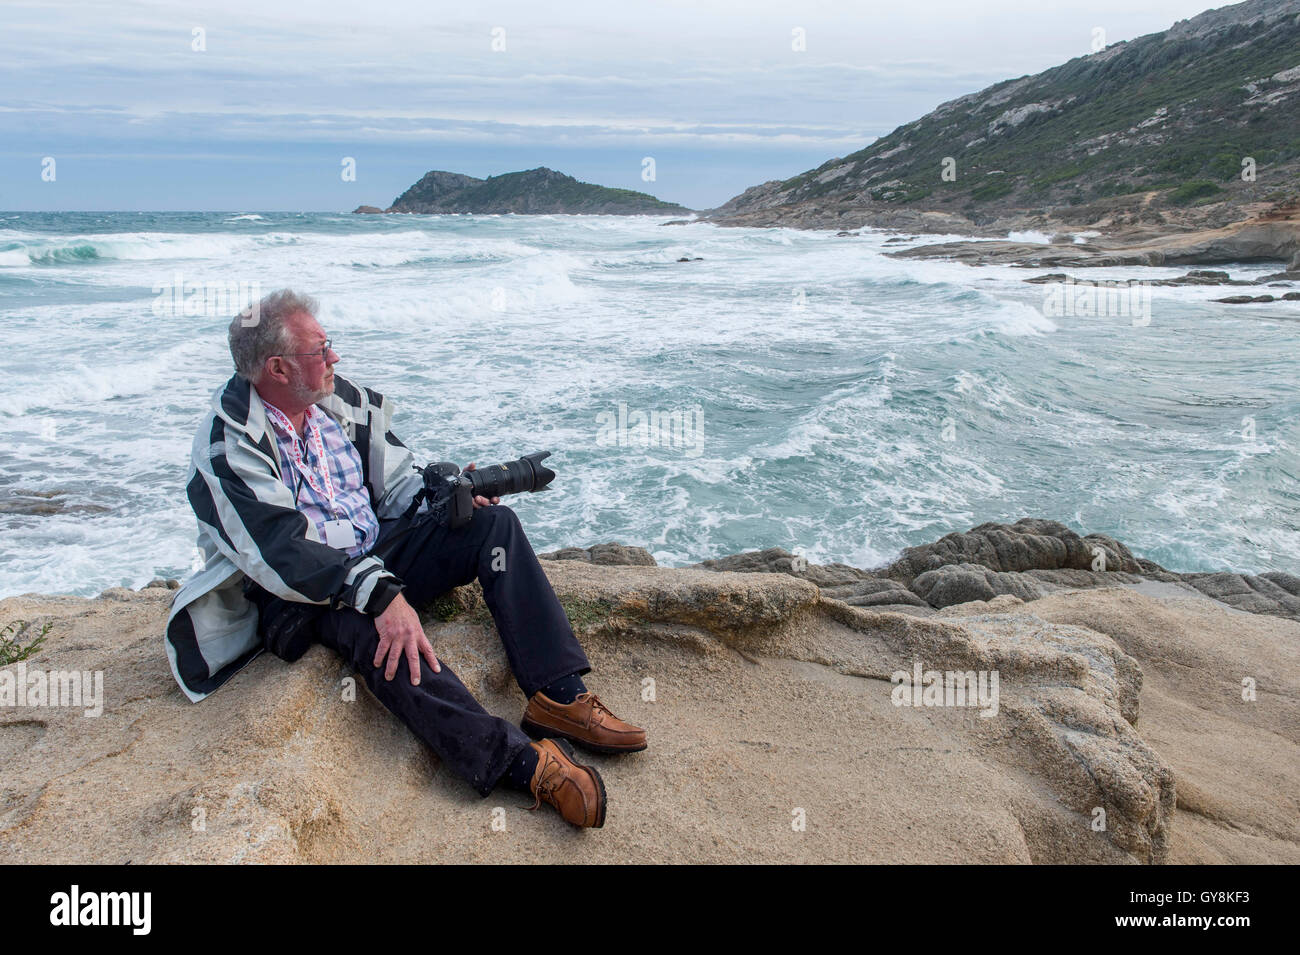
[1,0,1224,211]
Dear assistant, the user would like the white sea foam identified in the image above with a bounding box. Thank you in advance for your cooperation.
[5,232,275,265]
[1007,230,1054,244]
[0,212,1295,597]
[981,300,1059,336]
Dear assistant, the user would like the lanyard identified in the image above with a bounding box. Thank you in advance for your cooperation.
[263,403,342,518]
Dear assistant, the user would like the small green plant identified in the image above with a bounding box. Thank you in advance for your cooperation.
[0,620,51,665]
[424,593,465,622]
[559,598,614,629]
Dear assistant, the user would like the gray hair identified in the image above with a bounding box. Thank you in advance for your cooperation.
[227,288,320,381]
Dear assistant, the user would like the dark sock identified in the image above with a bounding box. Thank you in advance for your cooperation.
[539,672,587,705]
[504,743,540,791]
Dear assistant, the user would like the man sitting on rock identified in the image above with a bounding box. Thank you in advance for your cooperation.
[164,288,646,828]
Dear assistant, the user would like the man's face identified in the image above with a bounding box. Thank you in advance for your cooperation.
[281,311,339,405]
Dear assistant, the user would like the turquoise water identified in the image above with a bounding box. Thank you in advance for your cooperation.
[0,210,1296,597]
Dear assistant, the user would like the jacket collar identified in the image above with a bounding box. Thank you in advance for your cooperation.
[212,373,367,439]
[315,374,368,429]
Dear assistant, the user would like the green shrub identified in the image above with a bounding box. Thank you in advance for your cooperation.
[0,620,51,665]
[1168,180,1224,204]
[970,180,1014,201]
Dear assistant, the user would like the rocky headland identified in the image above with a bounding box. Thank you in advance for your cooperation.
[2,518,1295,864]
[689,0,1300,283]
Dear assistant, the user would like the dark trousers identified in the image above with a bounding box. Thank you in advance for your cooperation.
[250,504,590,796]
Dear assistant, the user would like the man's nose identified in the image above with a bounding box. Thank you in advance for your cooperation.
[326,346,340,365]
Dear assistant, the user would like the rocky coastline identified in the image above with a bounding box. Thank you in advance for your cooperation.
[685,0,1300,288]
[2,517,1295,864]
[880,199,1300,276]
[674,196,1300,292]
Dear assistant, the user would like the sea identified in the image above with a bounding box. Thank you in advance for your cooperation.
[1,211,1296,599]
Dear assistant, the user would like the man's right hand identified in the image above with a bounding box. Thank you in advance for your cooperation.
[373,592,441,684]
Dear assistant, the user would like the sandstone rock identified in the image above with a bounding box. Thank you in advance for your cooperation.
[885,518,1141,585]
[683,520,1300,636]
[0,490,110,516]
[5,527,1298,864]
[0,562,1198,864]
[1136,558,1180,582]
[690,547,928,607]
[910,564,1148,609]
[911,563,1000,605]
[539,542,656,566]
[1261,571,1300,597]
[685,523,1211,617]
[4,514,1296,866]
[1180,572,1300,620]
[820,596,1173,861]
[1025,269,1254,287]
[886,207,1300,271]
[1018,588,1300,863]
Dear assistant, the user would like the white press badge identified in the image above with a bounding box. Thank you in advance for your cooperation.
[322,519,355,550]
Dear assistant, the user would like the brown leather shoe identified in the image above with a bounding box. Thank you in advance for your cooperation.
[526,739,606,828]
[522,690,648,754]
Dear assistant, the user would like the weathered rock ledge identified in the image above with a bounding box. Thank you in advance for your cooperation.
[883,201,1300,273]
[1,519,1295,864]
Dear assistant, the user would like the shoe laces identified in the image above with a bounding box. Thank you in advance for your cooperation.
[527,750,564,812]
[576,691,615,724]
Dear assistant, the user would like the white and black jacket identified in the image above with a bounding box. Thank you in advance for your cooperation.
[164,373,422,702]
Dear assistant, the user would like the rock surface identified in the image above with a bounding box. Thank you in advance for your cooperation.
[685,519,1300,627]
[2,518,1296,864]
[884,518,1144,582]
[1180,571,1300,618]
[1025,269,1277,287]
[886,209,1300,270]
[691,547,930,612]
[539,542,657,566]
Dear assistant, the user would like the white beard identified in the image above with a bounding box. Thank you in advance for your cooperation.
[290,378,332,406]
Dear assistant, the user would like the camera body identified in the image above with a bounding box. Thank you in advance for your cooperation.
[408,451,556,530]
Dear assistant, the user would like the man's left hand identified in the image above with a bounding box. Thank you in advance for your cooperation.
[463,462,500,508]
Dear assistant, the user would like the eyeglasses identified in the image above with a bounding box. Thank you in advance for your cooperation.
[277,339,333,362]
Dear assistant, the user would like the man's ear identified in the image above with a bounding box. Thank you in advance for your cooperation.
[263,356,290,384]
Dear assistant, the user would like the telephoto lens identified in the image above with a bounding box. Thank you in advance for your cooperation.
[464,451,556,499]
